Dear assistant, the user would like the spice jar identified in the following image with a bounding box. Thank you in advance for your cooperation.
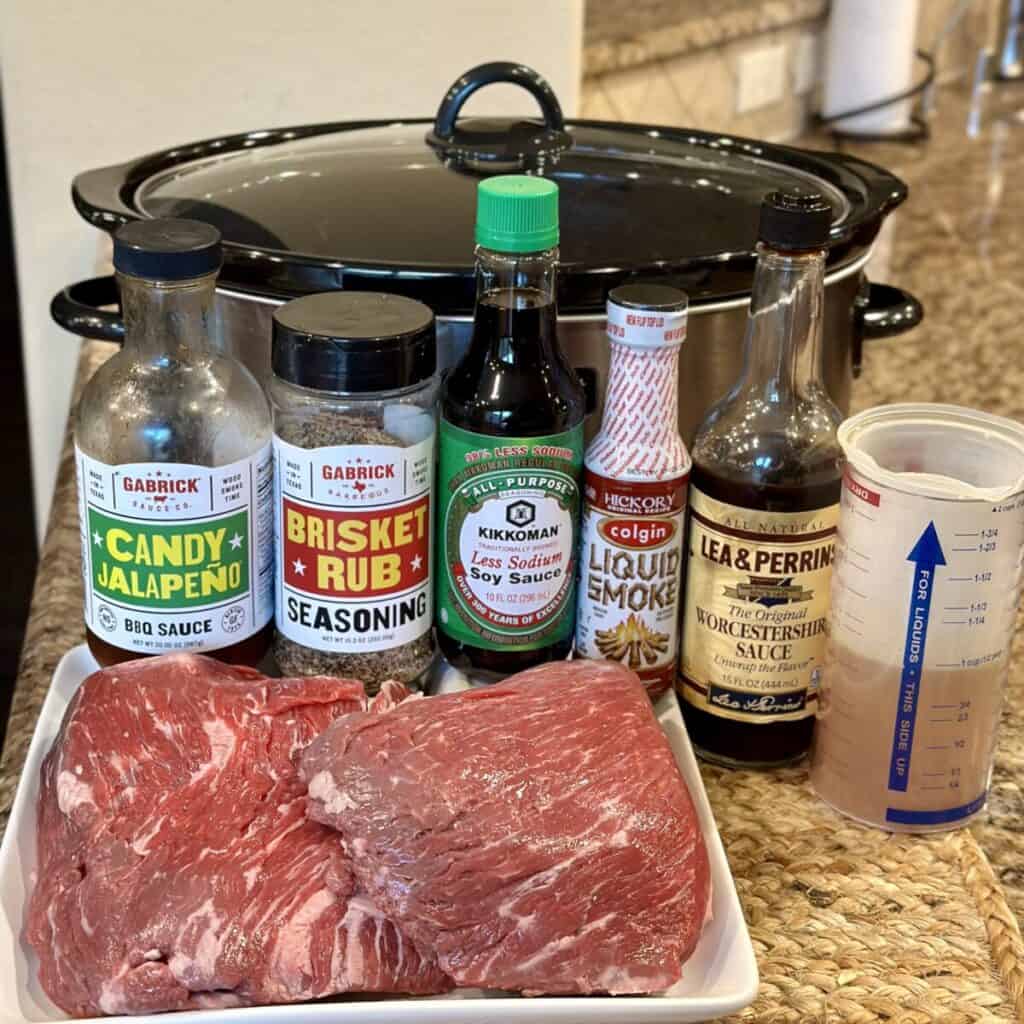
[269,292,438,690]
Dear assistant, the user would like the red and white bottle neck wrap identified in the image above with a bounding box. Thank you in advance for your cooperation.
[585,340,690,480]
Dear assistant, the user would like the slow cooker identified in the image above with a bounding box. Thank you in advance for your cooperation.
[51,61,923,441]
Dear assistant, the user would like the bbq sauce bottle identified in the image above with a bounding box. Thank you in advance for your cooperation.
[75,220,273,667]
[678,191,843,767]
[436,176,586,678]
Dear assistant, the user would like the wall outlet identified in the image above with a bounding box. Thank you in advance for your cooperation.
[735,43,788,114]
[793,32,819,95]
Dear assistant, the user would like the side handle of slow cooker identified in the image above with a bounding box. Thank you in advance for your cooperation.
[50,276,124,344]
[851,280,923,378]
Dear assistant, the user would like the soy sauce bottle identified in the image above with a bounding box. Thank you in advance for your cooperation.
[436,176,585,679]
[678,191,843,767]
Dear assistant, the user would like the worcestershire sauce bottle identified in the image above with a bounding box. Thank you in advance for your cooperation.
[437,176,585,678]
[679,191,843,767]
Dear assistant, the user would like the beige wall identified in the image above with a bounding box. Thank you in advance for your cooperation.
[1,0,584,534]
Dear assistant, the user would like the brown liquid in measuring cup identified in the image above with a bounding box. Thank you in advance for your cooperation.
[86,623,273,668]
[811,644,1005,829]
[680,459,842,767]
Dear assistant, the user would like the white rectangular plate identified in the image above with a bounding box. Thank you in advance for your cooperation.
[0,646,758,1023]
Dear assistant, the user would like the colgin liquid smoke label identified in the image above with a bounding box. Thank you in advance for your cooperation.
[273,436,433,654]
[575,470,688,698]
[76,446,273,654]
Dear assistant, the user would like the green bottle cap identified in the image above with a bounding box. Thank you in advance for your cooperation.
[475,175,559,253]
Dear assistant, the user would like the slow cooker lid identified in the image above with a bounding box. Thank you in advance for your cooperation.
[73,62,908,314]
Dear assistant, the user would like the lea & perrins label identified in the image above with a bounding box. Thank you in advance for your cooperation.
[679,487,839,722]
[273,436,433,654]
[76,446,273,653]
[575,471,687,698]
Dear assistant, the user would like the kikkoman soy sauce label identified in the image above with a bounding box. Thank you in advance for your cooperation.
[679,487,839,722]
[76,446,273,653]
[436,421,583,651]
[273,436,433,653]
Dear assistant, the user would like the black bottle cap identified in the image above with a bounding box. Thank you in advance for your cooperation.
[272,291,436,394]
[757,189,833,251]
[113,218,222,280]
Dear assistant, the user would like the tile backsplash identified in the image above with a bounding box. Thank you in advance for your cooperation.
[582,0,989,141]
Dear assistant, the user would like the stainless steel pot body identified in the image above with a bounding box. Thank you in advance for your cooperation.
[210,253,881,444]
[52,248,920,443]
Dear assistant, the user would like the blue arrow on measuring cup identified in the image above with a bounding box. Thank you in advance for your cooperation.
[887,522,947,793]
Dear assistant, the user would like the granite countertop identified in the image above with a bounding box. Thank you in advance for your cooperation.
[3,88,1024,1015]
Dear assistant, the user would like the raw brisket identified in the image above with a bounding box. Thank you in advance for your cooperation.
[301,659,710,995]
[28,654,448,1016]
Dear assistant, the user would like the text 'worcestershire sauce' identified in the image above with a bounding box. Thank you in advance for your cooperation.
[679,191,844,767]
[436,176,585,678]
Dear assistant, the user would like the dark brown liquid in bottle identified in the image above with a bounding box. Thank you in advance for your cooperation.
[86,622,272,668]
[680,450,841,767]
[439,289,585,677]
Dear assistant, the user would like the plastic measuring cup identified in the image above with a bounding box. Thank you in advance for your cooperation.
[810,403,1024,832]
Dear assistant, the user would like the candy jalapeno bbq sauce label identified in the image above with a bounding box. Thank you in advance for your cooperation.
[76,446,273,653]
[575,471,688,698]
[437,422,583,651]
[274,436,433,652]
[680,487,839,722]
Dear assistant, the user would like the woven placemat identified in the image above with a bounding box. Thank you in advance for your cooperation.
[704,756,1024,1023]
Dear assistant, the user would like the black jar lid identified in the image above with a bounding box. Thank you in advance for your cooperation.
[272,291,436,393]
[114,218,221,280]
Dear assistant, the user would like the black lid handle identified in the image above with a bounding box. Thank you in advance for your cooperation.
[432,62,565,141]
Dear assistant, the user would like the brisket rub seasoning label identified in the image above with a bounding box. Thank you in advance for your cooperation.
[76,445,273,653]
[273,436,433,653]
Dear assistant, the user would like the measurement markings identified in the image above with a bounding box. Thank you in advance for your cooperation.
[844,611,866,624]
[954,532,980,538]
[931,703,958,709]
[923,771,947,777]
[927,745,951,751]
[942,620,968,626]
[930,717,954,723]
[952,547,980,553]
[948,576,973,582]
[935,663,962,669]
[922,785,946,791]
[944,606,969,611]
[844,584,869,600]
